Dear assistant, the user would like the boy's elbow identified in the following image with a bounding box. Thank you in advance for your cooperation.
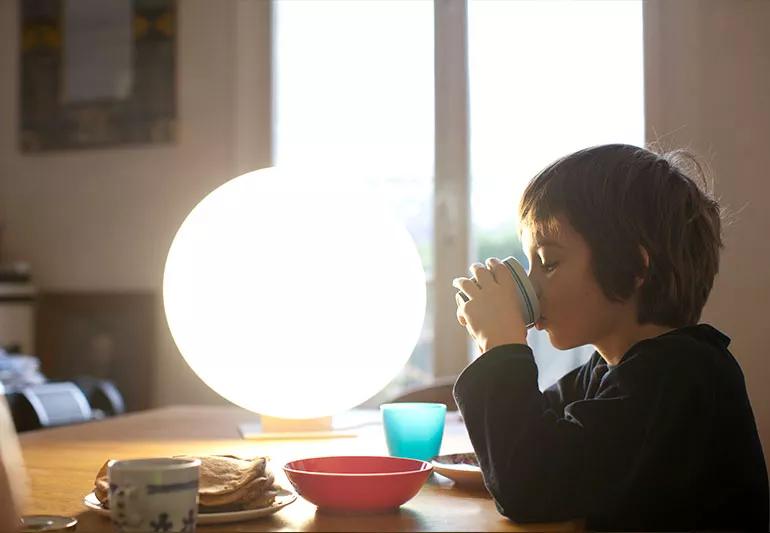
[492,484,572,524]
[490,483,544,523]
[496,498,546,524]
[482,460,583,523]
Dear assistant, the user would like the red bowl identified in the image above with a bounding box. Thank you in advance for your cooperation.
[283,455,433,513]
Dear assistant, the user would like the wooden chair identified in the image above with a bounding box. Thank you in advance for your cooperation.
[0,394,25,531]
[389,376,459,411]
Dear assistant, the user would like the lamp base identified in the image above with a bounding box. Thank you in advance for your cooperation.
[238,410,382,440]
[262,415,331,432]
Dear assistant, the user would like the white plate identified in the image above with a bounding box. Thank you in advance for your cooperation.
[431,453,487,491]
[82,488,297,525]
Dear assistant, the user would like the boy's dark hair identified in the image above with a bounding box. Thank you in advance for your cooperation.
[518,143,724,328]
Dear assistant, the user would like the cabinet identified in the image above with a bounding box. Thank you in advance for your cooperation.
[0,283,35,354]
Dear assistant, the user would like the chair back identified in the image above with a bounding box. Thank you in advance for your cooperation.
[390,376,459,411]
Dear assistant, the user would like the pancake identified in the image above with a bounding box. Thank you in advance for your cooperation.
[93,454,277,512]
[197,469,275,508]
[94,460,111,505]
[174,455,269,496]
[199,487,279,513]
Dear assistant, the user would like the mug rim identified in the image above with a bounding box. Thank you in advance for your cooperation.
[502,256,540,326]
[108,457,201,471]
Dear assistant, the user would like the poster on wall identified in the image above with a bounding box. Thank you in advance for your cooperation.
[19,0,177,152]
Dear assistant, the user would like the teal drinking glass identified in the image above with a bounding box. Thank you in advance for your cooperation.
[380,403,447,461]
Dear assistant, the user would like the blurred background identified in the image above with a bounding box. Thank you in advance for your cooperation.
[0,0,767,475]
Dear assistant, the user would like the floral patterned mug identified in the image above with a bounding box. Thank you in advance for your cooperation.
[108,457,200,533]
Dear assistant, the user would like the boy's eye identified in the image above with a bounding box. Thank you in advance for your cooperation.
[542,262,558,273]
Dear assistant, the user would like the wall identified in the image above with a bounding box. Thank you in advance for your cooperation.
[0,0,272,406]
[1,1,768,471]
[645,0,770,474]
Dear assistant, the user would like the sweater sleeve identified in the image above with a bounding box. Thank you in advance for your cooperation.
[452,342,712,527]
[452,344,592,522]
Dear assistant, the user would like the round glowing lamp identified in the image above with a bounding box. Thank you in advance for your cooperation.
[163,166,426,435]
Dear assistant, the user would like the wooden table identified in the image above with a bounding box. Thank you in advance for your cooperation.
[19,406,582,532]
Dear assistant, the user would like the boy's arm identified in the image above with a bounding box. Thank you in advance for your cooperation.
[453,342,717,527]
[453,343,592,522]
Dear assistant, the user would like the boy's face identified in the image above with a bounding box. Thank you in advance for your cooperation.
[521,214,633,350]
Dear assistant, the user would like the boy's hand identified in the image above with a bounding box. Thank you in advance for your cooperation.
[453,257,528,353]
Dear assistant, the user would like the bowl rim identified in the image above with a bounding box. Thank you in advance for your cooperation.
[283,455,433,477]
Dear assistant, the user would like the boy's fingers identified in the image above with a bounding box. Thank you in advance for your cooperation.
[469,263,495,286]
[453,277,479,297]
[455,292,468,326]
[486,257,510,283]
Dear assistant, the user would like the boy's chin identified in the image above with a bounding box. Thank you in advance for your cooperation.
[545,330,583,351]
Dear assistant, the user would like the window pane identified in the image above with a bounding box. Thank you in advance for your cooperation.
[468,0,644,389]
[273,0,434,401]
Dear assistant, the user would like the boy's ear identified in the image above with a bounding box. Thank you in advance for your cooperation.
[635,245,650,289]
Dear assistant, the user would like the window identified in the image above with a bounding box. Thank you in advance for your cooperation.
[273,0,435,402]
[469,0,644,388]
[272,0,644,396]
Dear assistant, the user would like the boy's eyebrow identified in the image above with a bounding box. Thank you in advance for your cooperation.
[534,239,564,249]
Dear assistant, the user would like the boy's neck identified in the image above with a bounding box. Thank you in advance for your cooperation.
[595,322,677,366]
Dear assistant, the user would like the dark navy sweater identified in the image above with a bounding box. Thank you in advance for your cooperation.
[453,324,768,531]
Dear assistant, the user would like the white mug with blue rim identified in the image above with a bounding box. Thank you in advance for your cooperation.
[457,256,540,328]
[108,457,200,533]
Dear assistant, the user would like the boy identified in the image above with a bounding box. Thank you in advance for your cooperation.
[452,144,768,531]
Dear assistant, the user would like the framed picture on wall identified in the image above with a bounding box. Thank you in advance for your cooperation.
[19,0,177,152]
